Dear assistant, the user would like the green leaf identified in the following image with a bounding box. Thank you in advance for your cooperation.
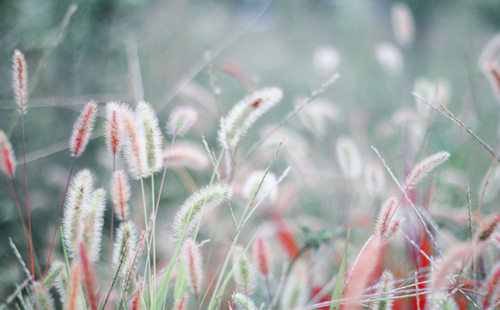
[330,226,350,310]
[174,255,189,302]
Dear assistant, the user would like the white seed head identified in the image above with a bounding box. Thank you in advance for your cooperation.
[12,50,28,114]
[428,292,459,310]
[113,221,138,275]
[391,2,415,48]
[119,104,150,179]
[243,170,278,205]
[371,270,395,310]
[167,106,198,136]
[312,45,341,77]
[81,188,106,263]
[164,141,210,170]
[172,184,232,240]
[405,151,450,190]
[0,130,16,179]
[63,169,94,257]
[218,87,283,152]
[44,260,65,288]
[232,245,257,295]
[112,170,131,221]
[336,137,363,180]
[104,101,123,156]
[182,239,204,295]
[233,293,258,310]
[136,101,163,174]
[375,43,404,76]
[364,163,386,198]
[280,260,310,310]
[374,197,401,241]
[70,101,98,157]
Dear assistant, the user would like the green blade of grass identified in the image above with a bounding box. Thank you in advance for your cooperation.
[173,256,188,303]
[330,226,350,310]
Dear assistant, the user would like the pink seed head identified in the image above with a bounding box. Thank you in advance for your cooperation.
[375,197,399,241]
[252,237,271,276]
[167,106,198,136]
[183,239,204,295]
[477,214,500,242]
[105,102,123,156]
[0,131,16,179]
[12,50,28,113]
[70,101,98,157]
[112,170,131,221]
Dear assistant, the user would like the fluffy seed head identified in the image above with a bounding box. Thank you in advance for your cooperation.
[232,245,257,295]
[119,104,150,179]
[405,151,450,189]
[79,242,99,310]
[112,170,131,221]
[0,131,16,179]
[252,237,271,276]
[428,292,458,310]
[113,220,138,275]
[63,169,94,257]
[243,170,278,205]
[164,142,210,170]
[375,43,404,75]
[34,282,55,310]
[375,197,400,242]
[218,87,283,152]
[280,260,310,310]
[136,101,163,173]
[65,262,82,310]
[312,45,341,77]
[167,106,198,136]
[44,260,65,288]
[182,239,204,295]
[391,2,415,48]
[172,184,232,240]
[70,101,98,157]
[371,270,395,310]
[233,293,258,310]
[365,163,386,197]
[173,294,189,310]
[336,137,363,180]
[81,188,106,262]
[12,50,28,114]
[105,102,123,156]
[476,214,500,242]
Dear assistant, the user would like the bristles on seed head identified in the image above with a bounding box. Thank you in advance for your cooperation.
[336,137,363,180]
[81,188,106,262]
[167,106,198,136]
[173,294,189,310]
[391,2,415,48]
[136,101,163,173]
[112,170,131,221]
[476,214,500,242]
[119,104,150,179]
[65,262,82,310]
[63,169,94,257]
[70,101,98,157]
[428,292,459,310]
[233,293,258,310]
[232,245,257,295]
[172,184,232,240]
[34,281,55,310]
[44,260,65,288]
[252,237,271,276]
[280,260,310,310]
[163,142,210,170]
[113,220,138,275]
[482,261,500,309]
[217,87,283,152]
[405,151,450,190]
[79,242,99,310]
[12,50,28,114]
[105,101,123,156]
[371,270,395,310]
[0,131,16,179]
[182,239,204,295]
[374,197,400,241]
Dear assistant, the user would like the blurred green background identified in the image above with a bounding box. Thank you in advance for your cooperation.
[2,0,500,303]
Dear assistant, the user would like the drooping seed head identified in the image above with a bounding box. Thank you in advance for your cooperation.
[167,106,198,136]
[374,197,400,242]
[476,214,500,242]
[113,220,138,275]
[70,101,98,157]
[336,137,363,180]
[243,170,278,205]
[172,184,232,240]
[391,2,415,48]
[233,293,258,310]
[119,104,150,179]
[164,141,210,170]
[252,237,271,277]
[81,188,106,262]
[280,260,310,310]
[104,101,123,156]
[182,239,204,295]
[218,87,283,152]
[12,50,28,114]
[405,151,450,190]
[0,131,16,179]
[111,170,131,221]
[232,245,257,295]
[44,260,65,288]
[371,270,395,310]
[63,169,94,257]
[136,101,163,173]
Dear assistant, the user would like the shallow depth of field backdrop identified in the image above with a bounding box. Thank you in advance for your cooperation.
[2,0,500,308]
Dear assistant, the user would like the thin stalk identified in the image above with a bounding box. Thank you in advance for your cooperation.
[140,177,153,307]
[151,175,156,302]
[110,154,116,281]
[8,179,30,267]
[45,155,76,277]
